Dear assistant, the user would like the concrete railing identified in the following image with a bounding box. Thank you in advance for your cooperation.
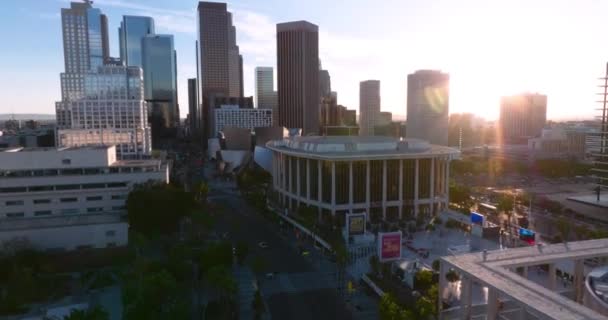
[361,274,385,297]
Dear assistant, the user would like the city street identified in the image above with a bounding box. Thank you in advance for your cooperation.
[206,168,354,319]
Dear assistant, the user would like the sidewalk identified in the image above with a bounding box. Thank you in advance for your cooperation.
[233,266,270,320]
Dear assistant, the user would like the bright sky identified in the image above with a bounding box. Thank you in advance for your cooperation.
[2,0,607,121]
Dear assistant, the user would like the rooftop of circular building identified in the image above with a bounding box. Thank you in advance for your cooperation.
[266,135,460,160]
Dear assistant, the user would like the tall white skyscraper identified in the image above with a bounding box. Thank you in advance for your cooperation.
[406,70,450,146]
[359,80,381,136]
[255,67,278,125]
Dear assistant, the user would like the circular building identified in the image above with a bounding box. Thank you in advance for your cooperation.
[266,136,460,222]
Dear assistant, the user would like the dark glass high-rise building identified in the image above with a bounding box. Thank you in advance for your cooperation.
[197,1,243,142]
[142,35,179,140]
[60,1,110,101]
[277,21,319,135]
[119,16,155,68]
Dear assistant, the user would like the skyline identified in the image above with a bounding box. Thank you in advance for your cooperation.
[3,0,608,121]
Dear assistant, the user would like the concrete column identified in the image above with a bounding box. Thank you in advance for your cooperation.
[430,158,435,215]
[522,266,528,279]
[366,160,370,213]
[296,157,301,202]
[548,263,556,290]
[487,287,499,320]
[414,159,419,217]
[318,160,322,220]
[398,159,403,219]
[574,259,584,303]
[461,276,472,320]
[438,260,447,313]
[349,161,353,213]
[331,161,336,216]
[444,160,450,208]
[306,159,310,201]
[288,155,292,194]
[519,306,527,320]
[382,160,387,219]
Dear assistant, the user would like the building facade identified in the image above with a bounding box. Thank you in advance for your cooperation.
[142,34,179,138]
[499,93,547,143]
[359,80,381,136]
[118,16,155,68]
[267,136,459,222]
[60,1,110,101]
[255,67,278,126]
[188,78,199,136]
[343,109,357,126]
[277,21,320,135]
[406,70,450,146]
[0,146,168,251]
[56,65,151,158]
[214,105,272,137]
[197,2,243,141]
[319,69,331,98]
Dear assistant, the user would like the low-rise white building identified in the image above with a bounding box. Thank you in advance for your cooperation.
[0,145,168,251]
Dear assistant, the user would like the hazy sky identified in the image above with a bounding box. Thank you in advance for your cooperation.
[2,0,607,121]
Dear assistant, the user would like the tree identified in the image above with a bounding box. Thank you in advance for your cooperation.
[199,242,232,274]
[414,270,434,293]
[432,260,440,272]
[63,306,109,320]
[234,241,249,265]
[250,256,267,275]
[449,184,473,212]
[379,294,415,320]
[445,269,460,283]
[556,216,571,243]
[122,269,186,320]
[127,183,198,236]
[497,196,514,237]
[205,265,237,298]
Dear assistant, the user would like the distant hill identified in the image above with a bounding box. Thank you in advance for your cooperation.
[0,114,55,121]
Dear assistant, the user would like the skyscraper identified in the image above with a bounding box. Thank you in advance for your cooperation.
[406,70,450,146]
[319,69,331,98]
[119,16,155,68]
[142,35,179,140]
[277,21,319,135]
[227,12,243,98]
[197,1,243,141]
[499,93,547,143]
[60,1,110,101]
[359,80,380,136]
[188,78,198,136]
[56,2,150,159]
[255,67,278,125]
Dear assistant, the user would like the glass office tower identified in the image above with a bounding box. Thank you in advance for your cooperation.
[119,16,155,68]
[142,35,178,140]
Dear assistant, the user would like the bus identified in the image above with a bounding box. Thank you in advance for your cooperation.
[478,203,498,215]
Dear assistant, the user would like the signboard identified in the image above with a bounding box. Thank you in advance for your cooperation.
[470,212,484,225]
[346,213,366,236]
[378,231,402,262]
[519,228,535,245]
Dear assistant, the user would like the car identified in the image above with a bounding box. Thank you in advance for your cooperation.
[258,241,269,249]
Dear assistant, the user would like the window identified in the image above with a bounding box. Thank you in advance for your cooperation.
[111,206,126,211]
[105,230,116,237]
[29,185,54,192]
[0,187,27,193]
[5,200,24,206]
[82,183,105,189]
[86,196,103,201]
[60,197,78,203]
[87,207,103,213]
[56,184,80,191]
[111,194,126,200]
[34,210,52,216]
[6,212,24,218]
[33,199,51,204]
[62,159,71,165]
[106,242,117,247]
[61,208,79,214]
[107,182,127,188]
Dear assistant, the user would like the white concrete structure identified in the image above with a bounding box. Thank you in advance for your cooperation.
[0,146,168,251]
[266,136,460,221]
[214,105,272,137]
[359,80,380,136]
[56,65,151,159]
[440,239,608,320]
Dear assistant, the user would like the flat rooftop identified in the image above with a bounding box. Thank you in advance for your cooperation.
[443,239,608,320]
[1,145,111,153]
[266,136,460,160]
